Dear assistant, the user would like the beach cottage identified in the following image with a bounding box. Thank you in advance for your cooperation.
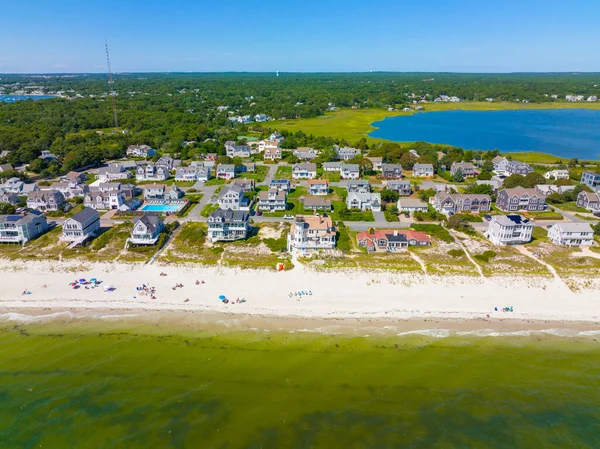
[60,208,100,245]
[129,214,165,245]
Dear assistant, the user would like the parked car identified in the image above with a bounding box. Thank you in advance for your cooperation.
[484,214,492,221]
[594,211,600,217]
[255,210,262,216]
[283,214,293,220]
[404,212,410,218]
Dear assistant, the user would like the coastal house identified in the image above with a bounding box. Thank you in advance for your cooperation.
[323,162,342,172]
[433,192,491,214]
[45,181,88,199]
[492,156,507,171]
[450,162,476,178]
[293,147,318,160]
[218,185,248,211]
[263,147,282,161]
[26,190,66,212]
[156,155,180,170]
[39,150,58,162]
[387,180,412,196]
[136,163,170,182]
[475,180,502,192]
[346,192,381,211]
[496,187,546,212]
[381,164,403,179]
[60,208,100,245]
[129,214,164,245]
[576,191,600,211]
[0,210,48,245]
[287,215,336,253]
[84,190,125,210]
[0,177,39,195]
[534,184,575,196]
[292,163,317,180]
[207,209,250,242]
[485,214,533,245]
[97,164,132,182]
[232,179,255,192]
[340,163,360,180]
[581,171,600,191]
[412,163,434,177]
[216,164,236,180]
[548,223,595,247]
[397,198,428,213]
[505,161,534,176]
[356,229,431,252]
[347,180,370,194]
[544,169,570,180]
[366,157,383,172]
[0,190,19,205]
[175,166,210,182]
[240,162,256,173]
[225,141,251,158]
[268,131,284,143]
[258,189,287,211]
[335,146,361,161]
[126,145,156,158]
[301,196,332,212]
[269,179,291,192]
[307,179,329,196]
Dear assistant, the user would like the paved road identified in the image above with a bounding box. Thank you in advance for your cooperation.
[345,221,411,231]
[549,205,584,223]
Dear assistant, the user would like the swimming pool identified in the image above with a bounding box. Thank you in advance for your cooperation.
[139,204,182,213]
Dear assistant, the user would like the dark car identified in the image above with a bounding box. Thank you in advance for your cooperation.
[404,212,410,218]
[594,211,600,218]
[255,210,263,216]
[484,214,492,221]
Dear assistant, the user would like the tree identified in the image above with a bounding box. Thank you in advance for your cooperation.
[481,160,494,173]
[568,158,579,168]
[0,202,16,214]
[477,171,493,180]
[215,155,233,166]
[453,170,464,183]
[448,215,472,233]
[359,158,374,176]
[593,222,600,236]
[466,184,494,196]
[380,188,399,203]
[555,178,572,186]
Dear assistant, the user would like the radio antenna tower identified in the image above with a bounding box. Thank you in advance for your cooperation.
[105,40,119,129]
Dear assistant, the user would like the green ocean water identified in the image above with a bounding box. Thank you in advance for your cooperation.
[0,321,599,448]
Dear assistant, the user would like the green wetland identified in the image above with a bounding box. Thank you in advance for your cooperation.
[0,320,599,448]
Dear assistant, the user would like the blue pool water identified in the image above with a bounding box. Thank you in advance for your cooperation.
[140,204,181,213]
[370,109,600,160]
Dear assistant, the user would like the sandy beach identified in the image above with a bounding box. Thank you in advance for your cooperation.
[0,258,599,333]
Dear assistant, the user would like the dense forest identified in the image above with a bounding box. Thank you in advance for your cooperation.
[1,72,599,175]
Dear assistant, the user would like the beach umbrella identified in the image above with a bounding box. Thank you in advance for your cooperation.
[90,278,97,282]
[79,279,86,283]
[218,295,226,301]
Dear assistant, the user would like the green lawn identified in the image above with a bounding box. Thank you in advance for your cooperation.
[527,211,564,220]
[553,202,590,213]
[204,178,226,186]
[238,166,269,182]
[275,166,292,179]
[200,203,219,217]
[330,201,375,222]
[321,172,340,182]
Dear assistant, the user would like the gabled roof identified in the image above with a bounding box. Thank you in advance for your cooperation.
[134,214,163,233]
[552,222,594,234]
[69,207,99,225]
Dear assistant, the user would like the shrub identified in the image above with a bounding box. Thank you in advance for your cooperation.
[474,250,497,263]
[447,249,464,258]
[410,224,453,243]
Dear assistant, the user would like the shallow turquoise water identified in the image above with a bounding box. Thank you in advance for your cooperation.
[0,321,599,448]
[370,109,600,159]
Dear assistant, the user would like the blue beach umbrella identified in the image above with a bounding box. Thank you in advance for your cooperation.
[218,295,226,301]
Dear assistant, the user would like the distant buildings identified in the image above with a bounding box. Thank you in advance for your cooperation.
[450,162,476,178]
[292,163,317,180]
[307,179,329,196]
[544,169,570,180]
[225,141,251,158]
[257,189,286,211]
[504,161,534,176]
[346,192,381,211]
[335,146,361,161]
[293,147,318,160]
[486,214,533,245]
[26,190,66,212]
[340,163,360,180]
[218,185,248,211]
[126,145,156,158]
[136,163,170,182]
[381,163,403,179]
[576,191,600,211]
[175,166,210,182]
[98,164,132,183]
[216,164,236,180]
[397,198,428,213]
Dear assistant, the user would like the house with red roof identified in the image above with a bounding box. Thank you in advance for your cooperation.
[356,229,431,252]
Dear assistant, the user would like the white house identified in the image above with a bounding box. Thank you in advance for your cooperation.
[216,164,236,180]
[547,223,594,247]
[175,166,210,182]
[126,145,156,158]
[346,192,381,211]
[129,214,164,245]
[397,198,428,212]
[264,148,282,161]
[136,164,170,181]
[60,208,100,245]
[292,163,317,180]
[97,164,132,182]
[218,185,248,211]
[258,189,287,211]
[207,209,250,242]
[225,141,251,158]
[543,169,570,180]
[412,163,434,177]
[0,210,48,244]
[485,214,533,246]
[287,215,336,253]
[323,162,342,172]
[340,164,360,180]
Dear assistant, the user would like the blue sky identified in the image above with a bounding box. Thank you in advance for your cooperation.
[1,0,600,73]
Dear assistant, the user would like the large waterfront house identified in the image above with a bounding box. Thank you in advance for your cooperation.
[97,164,132,183]
[287,215,336,253]
[347,180,370,194]
[581,171,600,191]
[270,179,291,192]
[293,147,318,160]
[387,180,412,196]
[218,185,248,211]
[307,179,329,196]
[292,163,317,180]
[576,191,600,211]
[544,169,570,180]
[340,164,360,180]
[126,145,156,158]
[334,146,361,161]
[381,164,403,179]
[216,164,236,180]
[175,166,210,182]
[136,163,170,182]
[485,214,533,245]
[412,163,434,177]
[207,209,250,242]
[26,190,66,212]
[397,198,428,212]
[225,141,251,158]
[356,229,431,252]
[0,210,49,245]
[450,162,476,178]
[346,192,382,211]
[301,196,332,211]
[258,189,287,211]
[548,223,595,247]
[505,161,534,176]
[433,192,491,214]
[60,207,100,245]
[129,214,164,245]
[496,187,546,212]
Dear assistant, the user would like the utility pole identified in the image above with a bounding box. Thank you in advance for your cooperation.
[105,40,119,129]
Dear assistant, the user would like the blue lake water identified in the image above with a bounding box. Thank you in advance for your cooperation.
[0,95,56,103]
[370,109,600,160]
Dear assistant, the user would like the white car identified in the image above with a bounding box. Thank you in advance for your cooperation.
[283,214,293,220]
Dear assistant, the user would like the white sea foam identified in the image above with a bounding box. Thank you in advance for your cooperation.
[396,329,451,338]
[0,311,76,323]
[396,328,600,339]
